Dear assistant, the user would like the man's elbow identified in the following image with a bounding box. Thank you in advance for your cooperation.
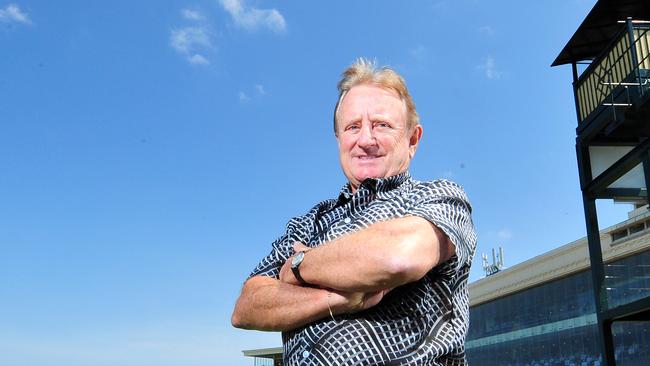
[232,310,259,330]
[232,299,286,331]
[231,280,258,329]
[231,306,244,329]
[231,311,242,329]
[387,223,457,284]
[231,277,280,330]
[383,241,448,284]
[383,254,429,285]
[231,299,250,329]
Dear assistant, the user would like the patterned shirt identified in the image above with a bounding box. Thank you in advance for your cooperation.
[249,172,477,365]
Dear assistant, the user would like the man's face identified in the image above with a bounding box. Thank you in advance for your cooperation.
[336,84,422,191]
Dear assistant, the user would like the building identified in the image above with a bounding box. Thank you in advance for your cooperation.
[466,205,650,365]
[242,347,283,366]
[552,0,650,363]
[242,206,650,365]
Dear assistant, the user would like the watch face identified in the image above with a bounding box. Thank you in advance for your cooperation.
[292,251,305,268]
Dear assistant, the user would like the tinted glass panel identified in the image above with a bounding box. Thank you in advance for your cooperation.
[612,321,650,366]
[606,250,650,308]
[467,250,650,364]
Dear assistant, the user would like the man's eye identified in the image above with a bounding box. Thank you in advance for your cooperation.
[376,122,390,128]
[346,125,360,131]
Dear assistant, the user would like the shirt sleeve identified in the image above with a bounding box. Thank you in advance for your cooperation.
[405,179,477,272]
[248,213,315,279]
[247,234,291,279]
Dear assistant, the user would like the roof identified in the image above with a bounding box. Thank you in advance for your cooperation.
[242,347,283,358]
[552,0,650,67]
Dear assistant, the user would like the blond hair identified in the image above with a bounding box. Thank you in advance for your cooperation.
[333,58,419,135]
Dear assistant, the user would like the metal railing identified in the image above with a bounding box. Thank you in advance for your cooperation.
[574,22,650,125]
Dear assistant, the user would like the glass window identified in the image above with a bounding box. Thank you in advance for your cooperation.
[629,222,645,235]
[606,249,650,308]
[612,321,650,365]
[612,229,628,241]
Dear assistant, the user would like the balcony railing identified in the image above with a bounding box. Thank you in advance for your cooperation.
[574,22,650,126]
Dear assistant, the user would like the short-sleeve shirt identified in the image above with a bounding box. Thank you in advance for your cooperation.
[249,172,477,366]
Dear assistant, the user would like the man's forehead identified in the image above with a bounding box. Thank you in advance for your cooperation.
[340,85,405,112]
[346,84,400,99]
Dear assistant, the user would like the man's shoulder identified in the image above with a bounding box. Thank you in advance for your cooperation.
[286,197,338,227]
[410,178,471,203]
[305,196,338,215]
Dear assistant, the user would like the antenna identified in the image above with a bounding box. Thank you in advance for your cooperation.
[482,246,505,277]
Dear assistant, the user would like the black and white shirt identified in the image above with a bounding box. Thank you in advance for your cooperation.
[249,172,477,365]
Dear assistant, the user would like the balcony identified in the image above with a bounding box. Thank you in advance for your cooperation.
[574,22,650,143]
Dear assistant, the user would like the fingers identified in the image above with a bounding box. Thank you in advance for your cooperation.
[279,258,299,285]
[361,291,385,309]
[292,241,310,253]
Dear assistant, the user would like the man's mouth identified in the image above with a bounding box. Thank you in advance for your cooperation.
[355,155,382,160]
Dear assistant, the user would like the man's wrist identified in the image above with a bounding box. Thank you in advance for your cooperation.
[291,249,310,285]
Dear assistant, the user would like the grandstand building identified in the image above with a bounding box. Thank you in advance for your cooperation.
[466,205,650,365]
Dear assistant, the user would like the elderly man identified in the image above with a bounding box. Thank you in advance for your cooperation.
[232,58,477,365]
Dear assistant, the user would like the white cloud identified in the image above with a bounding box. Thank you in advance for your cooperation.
[170,27,210,53]
[219,0,286,33]
[477,55,502,80]
[238,85,266,102]
[0,4,31,24]
[188,54,210,65]
[181,8,204,21]
[497,228,513,240]
[478,25,495,36]
[170,27,212,65]
[254,84,266,95]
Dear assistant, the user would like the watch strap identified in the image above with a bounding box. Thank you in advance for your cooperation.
[291,251,308,285]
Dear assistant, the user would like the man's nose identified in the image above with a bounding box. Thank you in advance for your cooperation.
[357,123,376,147]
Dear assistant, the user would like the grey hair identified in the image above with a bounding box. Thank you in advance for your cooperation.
[333,58,419,135]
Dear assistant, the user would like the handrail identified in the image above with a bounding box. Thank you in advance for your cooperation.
[573,23,650,124]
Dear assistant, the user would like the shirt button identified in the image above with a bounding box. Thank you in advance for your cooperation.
[302,350,310,358]
[344,217,351,224]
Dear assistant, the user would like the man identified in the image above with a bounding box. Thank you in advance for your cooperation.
[232,58,477,365]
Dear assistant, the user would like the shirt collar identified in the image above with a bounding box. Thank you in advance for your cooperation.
[337,171,411,203]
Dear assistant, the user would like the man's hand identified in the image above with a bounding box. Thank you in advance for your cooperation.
[279,242,311,286]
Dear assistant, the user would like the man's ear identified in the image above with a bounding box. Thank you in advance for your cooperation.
[408,124,423,158]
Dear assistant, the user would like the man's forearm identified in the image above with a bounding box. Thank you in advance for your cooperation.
[231,275,384,332]
[231,275,333,332]
[286,216,453,292]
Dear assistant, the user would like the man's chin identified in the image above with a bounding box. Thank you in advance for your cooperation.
[354,171,384,182]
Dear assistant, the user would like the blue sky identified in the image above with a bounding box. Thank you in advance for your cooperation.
[0,0,634,365]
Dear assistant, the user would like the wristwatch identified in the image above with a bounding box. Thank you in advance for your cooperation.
[291,251,308,285]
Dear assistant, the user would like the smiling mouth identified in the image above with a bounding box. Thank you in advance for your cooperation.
[356,155,382,160]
